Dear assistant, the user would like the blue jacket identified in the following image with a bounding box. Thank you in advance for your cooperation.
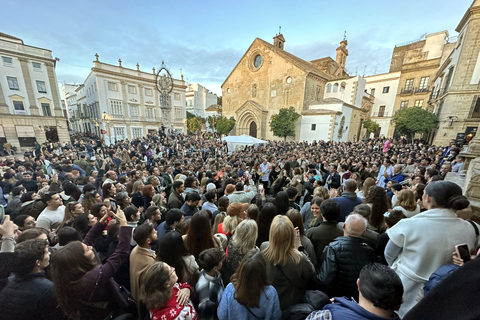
[217,283,281,320]
[307,297,399,320]
[332,194,363,222]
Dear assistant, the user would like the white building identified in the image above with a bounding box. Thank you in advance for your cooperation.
[364,72,401,137]
[69,56,187,143]
[62,84,80,133]
[299,75,373,143]
[0,32,69,150]
[185,83,218,118]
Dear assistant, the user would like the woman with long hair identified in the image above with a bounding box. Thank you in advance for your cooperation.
[59,201,85,228]
[72,213,98,239]
[218,202,248,237]
[50,208,131,320]
[184,211,222,259]
[261,215,315,311]
[256,202,277,247]
[102,182,116,202]
[223,219,258,285]
[308,197,327,228]
[286,209,317,267]
[386,181,477,317]
[364,186,390,233]
[139,262,196,320]
[156,231,199,286]
[82,191,102,214]
[393,189,420,218]
[115,191,132,210]
[301,187,329,228]
[218,250,281,320]
[357,177,375,200]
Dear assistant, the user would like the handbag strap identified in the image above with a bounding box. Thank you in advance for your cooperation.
[246,307,261,319]
[275,264,302,290]
[467,220,479,245]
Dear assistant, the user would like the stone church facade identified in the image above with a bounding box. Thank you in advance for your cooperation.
[221,34,370,141]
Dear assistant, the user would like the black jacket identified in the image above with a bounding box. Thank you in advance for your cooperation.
[317,236,377,300]
[0,272,65,320]
[323,172,341,189]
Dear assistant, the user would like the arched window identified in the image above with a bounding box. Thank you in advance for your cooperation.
[333,83,339,93]
[326,84,332,93]
[340,82,346,92]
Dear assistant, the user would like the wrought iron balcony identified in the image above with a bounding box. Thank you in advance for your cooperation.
[371,111,390,117]
[400,88,414,95]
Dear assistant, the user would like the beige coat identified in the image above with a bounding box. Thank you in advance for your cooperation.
[129,245,156,301]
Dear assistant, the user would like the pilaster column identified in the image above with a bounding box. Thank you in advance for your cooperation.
[120,80,128,120]
[18,58,39,115]
[138,84,144,118]
[45,62,62,116]
[0,81,10,114]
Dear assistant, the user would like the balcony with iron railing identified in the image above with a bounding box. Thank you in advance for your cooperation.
[371,111,390,117]
[400,87,431,95]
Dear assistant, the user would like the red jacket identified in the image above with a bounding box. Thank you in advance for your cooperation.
[150,282,197,320]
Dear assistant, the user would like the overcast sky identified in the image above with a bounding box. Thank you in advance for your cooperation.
[1,0,473,97]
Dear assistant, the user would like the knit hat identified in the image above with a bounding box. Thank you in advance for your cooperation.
[206,183,216,192]
[225,184,235,195]
[227,202,249,218]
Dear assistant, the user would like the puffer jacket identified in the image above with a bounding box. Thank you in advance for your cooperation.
[317,236,377,300]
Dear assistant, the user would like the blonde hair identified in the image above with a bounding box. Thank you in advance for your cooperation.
[222,215,242,235]
[232,219,258,254]
[396,189,417,211]
[262,215,301,266]
[152,193,166,210]
[212,212,226,234]
[132,180,143,194]
[313,186,329,200]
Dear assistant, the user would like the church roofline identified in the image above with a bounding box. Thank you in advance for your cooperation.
[221,37,334,88]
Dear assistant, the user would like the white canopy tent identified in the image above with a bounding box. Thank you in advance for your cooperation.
[222,134,269,153]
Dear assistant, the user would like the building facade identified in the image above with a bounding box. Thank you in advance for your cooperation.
[365,72,401,137]
[185,83,218,118]
[68,56,187,143]
[222,34,371,142]
[429,0,480,146]
[387,31,451,137]
[0,32,69,150]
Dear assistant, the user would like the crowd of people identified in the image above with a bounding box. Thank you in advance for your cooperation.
[0,130,477,320]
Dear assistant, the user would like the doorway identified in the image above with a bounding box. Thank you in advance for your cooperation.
[249,121,257,138]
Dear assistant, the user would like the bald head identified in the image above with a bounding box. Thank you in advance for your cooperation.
[344,213,367,237]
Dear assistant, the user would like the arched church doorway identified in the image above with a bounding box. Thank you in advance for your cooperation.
[249,121,257,138]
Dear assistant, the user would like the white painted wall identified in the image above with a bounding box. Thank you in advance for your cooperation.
[0,55,31,115]
[365,72,400,117]
[299,114,332,142]
[424,31,449,60]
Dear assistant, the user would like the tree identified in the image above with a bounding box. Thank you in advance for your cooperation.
[186,111,205,134]
[217,96,222,106]
[207,115,218,132]
[269,106,301,142]
[215,116,236,137]
[362,119,380,138]
[393,107,438,143]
